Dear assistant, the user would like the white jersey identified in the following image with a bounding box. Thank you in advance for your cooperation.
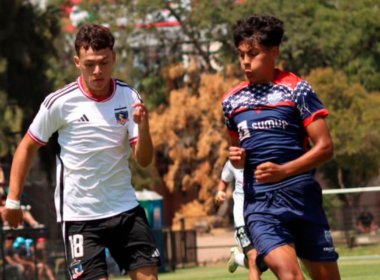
[221,160,244,194]
[28,77,141,222]
[221,160,245,227]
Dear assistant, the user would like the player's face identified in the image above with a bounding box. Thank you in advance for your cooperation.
[74,47,116,96]
[238,40,279,84]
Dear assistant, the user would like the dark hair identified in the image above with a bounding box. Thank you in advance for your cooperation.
[75,24,115,56]
[233,15,284,48]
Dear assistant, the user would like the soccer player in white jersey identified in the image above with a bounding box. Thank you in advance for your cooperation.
[215,160,266,280]
[3,24,160,280]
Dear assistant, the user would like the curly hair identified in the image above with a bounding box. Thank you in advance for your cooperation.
[232,15,284,48]
[75,24,115,56]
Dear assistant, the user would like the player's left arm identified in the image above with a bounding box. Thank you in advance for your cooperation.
[131,103,154,167]
[255,117,333,183]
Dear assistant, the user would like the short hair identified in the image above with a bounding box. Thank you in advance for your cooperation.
[75,24,115,56]
[232,15,284,48]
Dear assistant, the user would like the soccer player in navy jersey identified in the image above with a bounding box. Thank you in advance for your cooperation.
[223,15,341,280]
[3,24,160,280]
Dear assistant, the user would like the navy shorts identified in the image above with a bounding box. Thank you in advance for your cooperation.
[244,180,339,266]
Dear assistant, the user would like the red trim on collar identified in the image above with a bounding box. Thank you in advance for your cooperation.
[77,76,116,102]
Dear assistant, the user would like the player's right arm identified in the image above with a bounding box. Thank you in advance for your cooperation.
[3,135,41,228]
[215,180,229,205]
[215,160,236,205]
[4,91,63,228]
[228,136,246,169]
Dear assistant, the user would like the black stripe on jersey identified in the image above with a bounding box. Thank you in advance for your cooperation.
[80,117,85,121]
[114,107,127,111]
[47,86,78,109]
[44,82,77,107]
[83,114,89,121]
[57,152,64,222]
[116,81,143,103]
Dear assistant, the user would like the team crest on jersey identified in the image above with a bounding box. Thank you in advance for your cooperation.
[114,108,129,125]
[70,260,84,279]
[267,91,283,105]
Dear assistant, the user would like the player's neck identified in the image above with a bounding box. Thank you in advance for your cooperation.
[249,68,278,85]
[81,77,113,98]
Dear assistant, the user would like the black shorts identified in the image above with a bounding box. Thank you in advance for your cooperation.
[235,226,255,255]
[63,205,161,280]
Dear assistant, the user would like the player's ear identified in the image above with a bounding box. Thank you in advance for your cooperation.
[271,46,280,60]
[74,56,81,69]
[112,51,116,64]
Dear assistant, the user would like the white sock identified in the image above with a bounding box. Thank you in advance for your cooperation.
[235,252,247,268]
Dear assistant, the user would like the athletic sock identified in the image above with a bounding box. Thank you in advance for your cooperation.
[235,252,247,268]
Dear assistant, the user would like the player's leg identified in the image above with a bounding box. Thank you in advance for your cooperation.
[107,205,160,280]
[64,220,109,280]
[129,266,158,280]
[293,181,340,280]
[246,249,262,280]
[299,259,340,280]
[263,243,305,280]
[244,188,305,280]
[230,191,252,271]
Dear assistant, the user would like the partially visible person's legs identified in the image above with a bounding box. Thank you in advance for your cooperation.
[246,249,262,280]
[300,259,340,280]
[64,219,109,280]
[107,206,160,280]
[264,244,305,280]
[129,266,158,280]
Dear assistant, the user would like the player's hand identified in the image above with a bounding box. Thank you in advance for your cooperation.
[229,147,246,169]
[215,191,226,205]
[133,103,149,130]
[2,208,23,229]
[255,162,287,183]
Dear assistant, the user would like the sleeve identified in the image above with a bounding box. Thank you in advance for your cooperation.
[222,101,239,138]
[28,100,63,146]
[221,161,235,183]
[127,88,143,147]
[293,80,329,127]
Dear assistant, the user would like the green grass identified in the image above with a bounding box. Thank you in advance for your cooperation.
[114,243,380,279]
[335,242,380,257]
[155,259,380,279]
[114,258,380,280]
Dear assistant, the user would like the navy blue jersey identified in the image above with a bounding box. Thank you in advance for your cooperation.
[222,70,328,194]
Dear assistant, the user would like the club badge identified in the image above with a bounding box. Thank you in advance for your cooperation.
[70,260,84,279]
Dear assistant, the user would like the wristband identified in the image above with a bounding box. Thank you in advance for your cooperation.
[217,191,225,196]
[5,199,21,210]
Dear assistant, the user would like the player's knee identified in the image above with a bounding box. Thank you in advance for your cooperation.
[274,267,304,280]
[247,255,257,268]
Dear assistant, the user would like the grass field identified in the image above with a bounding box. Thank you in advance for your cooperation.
[154,258,380,280]
[113,242,380,279]
[114,258,380,279]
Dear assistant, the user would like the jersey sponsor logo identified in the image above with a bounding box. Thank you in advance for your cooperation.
[237,119,288,140]
[237,121,250,141]
[252,119,288,130]
[114,107,129,125]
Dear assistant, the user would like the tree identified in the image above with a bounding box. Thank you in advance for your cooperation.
[0,0,61,158]
[307,68,380,206]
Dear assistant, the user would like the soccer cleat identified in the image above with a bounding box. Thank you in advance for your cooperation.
[227,247,239,273]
